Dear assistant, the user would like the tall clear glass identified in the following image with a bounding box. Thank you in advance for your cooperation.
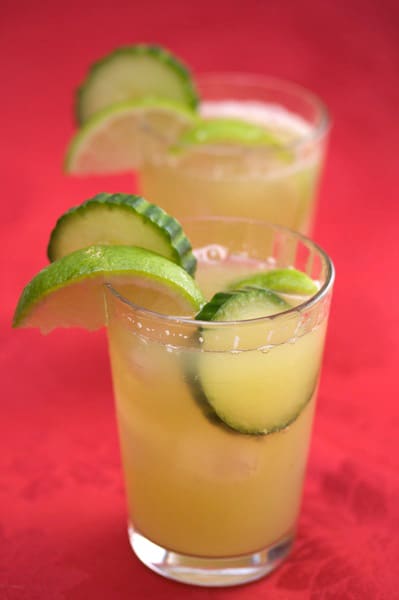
[105,217,334,586]
[139,75,330,234]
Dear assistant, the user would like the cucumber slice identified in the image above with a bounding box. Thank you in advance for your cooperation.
[195,288,319,434]
[231,268,318,296]
[76,45,199,124]
[195,287,289,321]
[47,193,197,276]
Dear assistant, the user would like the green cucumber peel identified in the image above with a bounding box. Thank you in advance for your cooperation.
[47,193,197,276]
[76,44,199,124]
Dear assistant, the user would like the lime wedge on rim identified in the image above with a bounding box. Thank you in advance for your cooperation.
[65,99,197,174]
[76,44,199,124]
[47,193,197,276]
[13,245,205,333]
[230,268,318,295]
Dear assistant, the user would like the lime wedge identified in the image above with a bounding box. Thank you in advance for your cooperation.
[76,44,199,124]
[172,118,290,157]
[13,245,205,333]
[65,99,196,174]
[47,193,197,275]
[231,268,318,295]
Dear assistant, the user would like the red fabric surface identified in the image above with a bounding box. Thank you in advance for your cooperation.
[1,1,399,598]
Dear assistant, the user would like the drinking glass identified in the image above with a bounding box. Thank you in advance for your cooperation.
[105,217,334,586]
[139,75,330,234]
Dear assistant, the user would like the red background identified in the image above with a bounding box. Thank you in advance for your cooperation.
[1,1,399,598]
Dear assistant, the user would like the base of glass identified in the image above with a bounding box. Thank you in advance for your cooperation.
[128,524,294,587]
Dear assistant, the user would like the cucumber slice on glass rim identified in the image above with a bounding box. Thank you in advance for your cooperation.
[76,44,199,124]
[47,193,197,276]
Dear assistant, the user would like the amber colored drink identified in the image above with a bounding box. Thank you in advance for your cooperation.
[105,217,334,586]
[139,75,330,234]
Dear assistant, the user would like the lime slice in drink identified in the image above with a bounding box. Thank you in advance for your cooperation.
[65,99,197,174]
[231,268,318,295]
[76,44,199,124]
[13,245,205,333]
[194,287,318,434]
[172,118,292,161]
[47,193,197,276]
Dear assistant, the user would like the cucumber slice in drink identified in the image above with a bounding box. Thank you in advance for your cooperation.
[76,44,199,124]
[65,99,197,174]
[231,268,318,295]
[47,193,197,276]
[195,287,288,321]
[195,287,318,434]
[13,245,205,333]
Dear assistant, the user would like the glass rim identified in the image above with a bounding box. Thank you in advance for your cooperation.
[105,216,335,329]
[192,71,331,151]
